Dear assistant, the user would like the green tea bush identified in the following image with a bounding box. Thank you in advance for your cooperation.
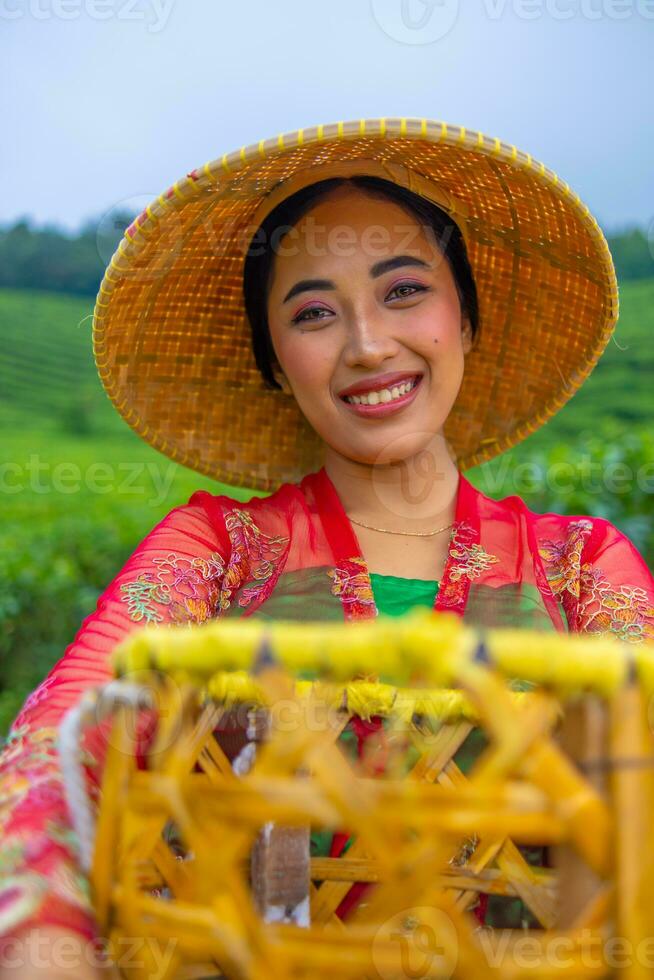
[0,429,253,735]
[474,423,654,563]
[0,503,146,732]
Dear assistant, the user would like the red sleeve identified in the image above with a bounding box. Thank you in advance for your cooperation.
[538,514,654,641]
[0,495,229,946]
[576,518,654,643]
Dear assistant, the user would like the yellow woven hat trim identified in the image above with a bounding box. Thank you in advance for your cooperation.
[92,117,619,491]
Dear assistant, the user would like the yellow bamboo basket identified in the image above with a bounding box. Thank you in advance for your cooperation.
[60,610,654,979]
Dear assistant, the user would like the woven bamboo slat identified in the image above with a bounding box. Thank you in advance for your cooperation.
[66,611,654,979]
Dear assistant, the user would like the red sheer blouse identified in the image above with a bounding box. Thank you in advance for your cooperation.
[1,467,652,943]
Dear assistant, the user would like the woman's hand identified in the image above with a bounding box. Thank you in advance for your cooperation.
[0,925,120,979]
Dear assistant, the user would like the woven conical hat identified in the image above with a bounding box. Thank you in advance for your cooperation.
[92,117,618,491]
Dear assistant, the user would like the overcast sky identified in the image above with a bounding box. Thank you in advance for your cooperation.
[2,0,652,234]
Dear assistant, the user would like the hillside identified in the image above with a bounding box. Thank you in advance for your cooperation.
[530,276,653,444]
[0,289,123,436]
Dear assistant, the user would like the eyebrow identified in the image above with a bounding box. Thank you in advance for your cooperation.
[370,255,431,279]
[282,278,333,305]
[281,255,431,304]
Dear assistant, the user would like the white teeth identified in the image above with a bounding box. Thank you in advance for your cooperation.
[345,377,418,406]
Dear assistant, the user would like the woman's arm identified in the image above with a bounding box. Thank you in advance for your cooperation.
[0,494,229,957]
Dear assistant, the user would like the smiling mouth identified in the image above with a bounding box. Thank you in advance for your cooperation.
[342,375,421,406]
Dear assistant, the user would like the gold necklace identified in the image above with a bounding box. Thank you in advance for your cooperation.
[347,516,454,537]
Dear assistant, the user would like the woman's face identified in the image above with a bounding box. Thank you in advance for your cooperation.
[266,186,473,467]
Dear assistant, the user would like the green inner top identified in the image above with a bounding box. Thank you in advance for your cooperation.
[312,572,543,928]
[369,572,440,617]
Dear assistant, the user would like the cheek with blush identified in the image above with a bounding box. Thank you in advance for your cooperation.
[273,337,338,418]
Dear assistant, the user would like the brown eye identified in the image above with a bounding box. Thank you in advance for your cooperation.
[292,306,333,325]
[387,283,427,301]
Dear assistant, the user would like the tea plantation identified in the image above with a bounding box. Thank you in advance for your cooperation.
[1,284,652,733]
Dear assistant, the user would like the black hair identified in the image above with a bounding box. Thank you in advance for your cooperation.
[242,175,480,390]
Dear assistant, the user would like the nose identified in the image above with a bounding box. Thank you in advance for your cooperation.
[341,306,401,370]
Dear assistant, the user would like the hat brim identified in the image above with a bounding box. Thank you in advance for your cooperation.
[92,117,618,491]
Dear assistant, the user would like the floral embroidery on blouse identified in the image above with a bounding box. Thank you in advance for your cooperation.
[449,536,500,582]
[539,519,591,604]
[540,520,654,642]
[438,522,499,611]
[0,724,98,936]
[577,568,654,643]
[219,509,289,611]
[119,551,227,625]
[328,557,376,620]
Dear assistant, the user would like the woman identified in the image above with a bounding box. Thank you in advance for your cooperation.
[1,117,652,977]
